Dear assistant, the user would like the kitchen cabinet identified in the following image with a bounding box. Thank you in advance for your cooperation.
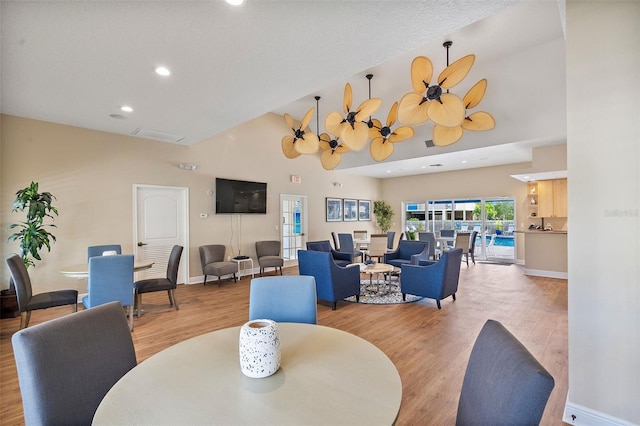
[530,179,567,218]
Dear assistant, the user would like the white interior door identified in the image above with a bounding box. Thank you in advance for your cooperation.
[281,194,307,261]
[134,185,189,283]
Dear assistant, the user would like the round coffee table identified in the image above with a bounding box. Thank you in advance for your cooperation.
[355,263,395,294]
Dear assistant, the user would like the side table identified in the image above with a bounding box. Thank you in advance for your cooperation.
[232,257,254,279]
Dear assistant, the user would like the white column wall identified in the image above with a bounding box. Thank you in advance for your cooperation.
[566,1,639,423]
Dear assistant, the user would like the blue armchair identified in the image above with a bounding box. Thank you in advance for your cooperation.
[400,248,463,309]
[297,250,360,310]
[305,240,352,267]
[383,240,430,268]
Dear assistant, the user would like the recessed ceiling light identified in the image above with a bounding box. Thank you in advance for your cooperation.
[421,165,426,169]
[386,170,392,174]
[461,160,468,164]
[120,106,133,113]
[155,66,171,76]
[226,0,245,5]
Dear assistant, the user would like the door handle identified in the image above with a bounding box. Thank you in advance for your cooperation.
[137,242,147,246]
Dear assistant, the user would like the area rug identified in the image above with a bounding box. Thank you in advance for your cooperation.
[344,280,424,305]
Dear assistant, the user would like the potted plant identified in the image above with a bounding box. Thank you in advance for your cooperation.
[2,182,59,318]
[373,200,394,233]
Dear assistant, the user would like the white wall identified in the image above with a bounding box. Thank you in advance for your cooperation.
[566,1,639,423]
[1,113,382,290]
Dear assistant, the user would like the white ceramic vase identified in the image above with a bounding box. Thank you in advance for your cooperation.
[239,319,281,378]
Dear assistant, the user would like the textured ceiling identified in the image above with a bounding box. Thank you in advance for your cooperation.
[0,0,566,178]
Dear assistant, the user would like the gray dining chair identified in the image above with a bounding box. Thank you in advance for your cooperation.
[12,301,137,425]
[87,244,122,260]
[418,231,441,260]
[134,245,183,317]
[456,319,555,425]
[5,254,78,329]
[337,233,363,263]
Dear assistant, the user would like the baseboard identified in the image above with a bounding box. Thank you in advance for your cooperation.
[187,268,259,285]
[563,399,636,425]
[523,268,568,279]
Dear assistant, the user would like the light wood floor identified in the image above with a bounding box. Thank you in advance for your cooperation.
[0,262,568,425]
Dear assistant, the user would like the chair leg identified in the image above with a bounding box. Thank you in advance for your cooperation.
[436,299,442,309]
[260,267,263,277]
[233,273,237,282]
[331,301,337,310]
[136,293,142,318]
[402,293,407,301]
[20,311,31,329]
[452,293,456,301]
[167,290,174,306]
[218,276,222,287]
[170,289,179,310]
[203,275,208,286]
[128,305,134,331]
[72,303,78,313]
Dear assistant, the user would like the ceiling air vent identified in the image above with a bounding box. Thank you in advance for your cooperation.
[131,128,185,144]
[425,139,435,148]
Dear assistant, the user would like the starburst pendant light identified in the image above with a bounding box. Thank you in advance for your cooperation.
[397,41,475,128]
[366,75,415,161]
[281,107,319,158]
[325,83,382,151]
[315,96,350,170]
[432,78,495,146]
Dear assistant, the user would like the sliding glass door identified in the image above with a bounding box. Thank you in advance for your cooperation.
[404,197,516,262]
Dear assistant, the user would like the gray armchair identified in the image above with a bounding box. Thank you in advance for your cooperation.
[383,240,429,268]
[400,248,463,309]
[199,245,237,286]
[255,240,284,276]
[12,301,137,425]
[456,319,555,425]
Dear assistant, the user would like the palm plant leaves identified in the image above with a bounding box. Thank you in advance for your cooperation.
[7,181,58,268]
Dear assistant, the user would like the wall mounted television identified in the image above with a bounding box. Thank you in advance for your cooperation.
[215,178,267,214]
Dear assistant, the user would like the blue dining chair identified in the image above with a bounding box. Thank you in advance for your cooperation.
[82,254,135,331]
[249,276,317,324]
[87,244,122,260]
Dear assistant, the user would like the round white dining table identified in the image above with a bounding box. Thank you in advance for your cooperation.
[59,259,154,278]
[93,323,402,425]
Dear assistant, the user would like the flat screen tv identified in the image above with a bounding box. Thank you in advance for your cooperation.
[215,178,267,214]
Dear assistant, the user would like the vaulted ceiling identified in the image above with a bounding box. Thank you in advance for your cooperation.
[1,1,566,178]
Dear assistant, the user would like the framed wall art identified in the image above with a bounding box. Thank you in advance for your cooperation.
[343,199,358,221]
[326,198,343,222]
[358,200,371,221]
